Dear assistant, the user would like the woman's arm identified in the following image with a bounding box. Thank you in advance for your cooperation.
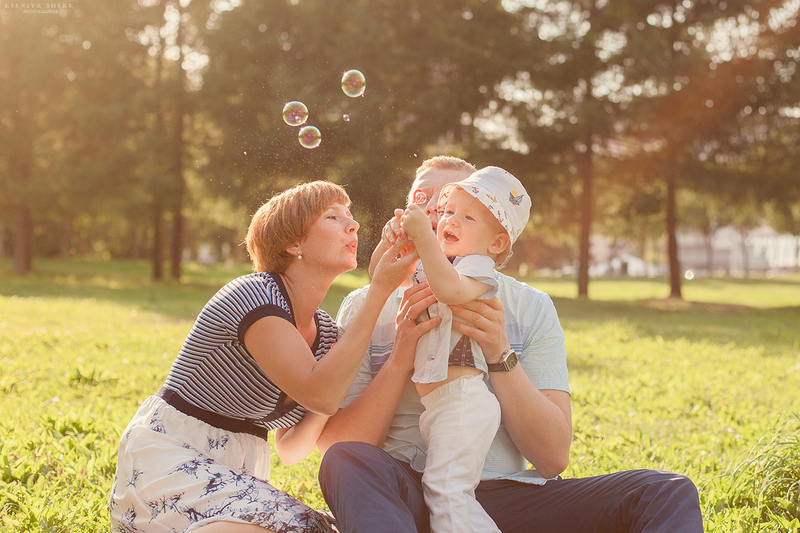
[317,283,440,453]
[451,297,573,479]
[274,412,330,465]
[245,241,418,416]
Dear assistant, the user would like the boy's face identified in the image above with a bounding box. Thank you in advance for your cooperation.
[409,168,472,232]
[436,187,508,259]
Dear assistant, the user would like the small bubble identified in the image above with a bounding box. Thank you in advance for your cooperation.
[282,101,308,126]
[343,114,350,122]
[341,69,366,98]
[298,125,321,149]
[243,151,247,155]
[412,189,427,205]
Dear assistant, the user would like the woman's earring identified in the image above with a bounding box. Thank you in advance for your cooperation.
[297,253,302,260]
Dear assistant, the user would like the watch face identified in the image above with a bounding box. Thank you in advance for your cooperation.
[504,351,518,371]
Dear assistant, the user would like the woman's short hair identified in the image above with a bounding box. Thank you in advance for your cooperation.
[246,181,350,273]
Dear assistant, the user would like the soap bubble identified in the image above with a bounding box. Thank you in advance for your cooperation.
[412,189,428,205]
[282,101,308,126]
[341,70,366,98]
[343,114,350,122]
[298,125,321,149]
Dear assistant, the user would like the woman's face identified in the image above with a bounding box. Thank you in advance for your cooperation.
[409,168,472,233]
[298,203,360,273]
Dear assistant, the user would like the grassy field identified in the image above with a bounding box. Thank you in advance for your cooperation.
[1,258,798,532]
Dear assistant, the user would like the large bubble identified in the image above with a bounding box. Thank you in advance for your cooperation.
[341,69,366,98]
[412,189,428,205]
[282,101,308,126]
[298,125,321,149]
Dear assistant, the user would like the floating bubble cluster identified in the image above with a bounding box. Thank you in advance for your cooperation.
[282,70,366,149]
[282,101,308,126]
[298,125,322,149]
[341,69,366,98]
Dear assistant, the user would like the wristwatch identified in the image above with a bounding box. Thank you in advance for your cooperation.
[487,349,518,372]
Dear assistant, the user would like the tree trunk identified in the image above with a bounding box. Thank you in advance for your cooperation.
[13,203,33,274]
[704,228,713,275]
[152,32,166,280]
[153,201,165,280]
[577,139,593,299]
[171,207,183,279]
[60,218,72,259]
[9,27,33,275]
[666,170,682,299]
[739,227,749,279]
[170,1,185,281]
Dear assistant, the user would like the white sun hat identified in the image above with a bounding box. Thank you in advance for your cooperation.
[439,166,531,245]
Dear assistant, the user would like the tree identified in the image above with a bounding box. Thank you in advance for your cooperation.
[0,9,68,273]
[197,0,524,264]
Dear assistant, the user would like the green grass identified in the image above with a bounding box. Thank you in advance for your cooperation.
[1,258,799,531]
[524,273,800,308]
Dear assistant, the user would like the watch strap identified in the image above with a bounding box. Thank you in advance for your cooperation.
[487,349,518,372]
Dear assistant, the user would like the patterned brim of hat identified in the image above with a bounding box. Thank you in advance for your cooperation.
[439,166,531,245]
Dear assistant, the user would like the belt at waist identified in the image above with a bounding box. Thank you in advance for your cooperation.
[156,386,268,440]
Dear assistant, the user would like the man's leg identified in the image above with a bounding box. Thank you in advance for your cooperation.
[477,469,703,533]
[318,441,428,533]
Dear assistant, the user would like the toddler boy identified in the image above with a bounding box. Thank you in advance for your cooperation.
[400,166,531,533]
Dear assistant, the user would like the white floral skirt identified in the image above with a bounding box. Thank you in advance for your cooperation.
[109,395,335,533]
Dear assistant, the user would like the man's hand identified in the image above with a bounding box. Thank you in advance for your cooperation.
[450,296,510,364]
[368,210,414,278]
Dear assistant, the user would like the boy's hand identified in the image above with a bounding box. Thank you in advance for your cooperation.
[400,204,430,240]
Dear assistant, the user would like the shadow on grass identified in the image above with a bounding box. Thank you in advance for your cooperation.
[0,258,369,319]
[552,295,800,358]
[2,259,798,350]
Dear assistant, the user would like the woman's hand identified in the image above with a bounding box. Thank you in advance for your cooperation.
[368,210,413,278]
[450,296,510,364]
[387,282,440,375]
[369,235,418,295]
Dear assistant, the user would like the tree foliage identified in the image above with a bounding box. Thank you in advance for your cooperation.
[1,0,798,290]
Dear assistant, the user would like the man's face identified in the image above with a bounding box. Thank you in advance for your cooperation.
[408,168,472,232]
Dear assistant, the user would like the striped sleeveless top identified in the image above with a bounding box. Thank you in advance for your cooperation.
[162,272,338,435]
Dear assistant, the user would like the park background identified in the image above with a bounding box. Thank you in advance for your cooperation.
[1,0,799,531]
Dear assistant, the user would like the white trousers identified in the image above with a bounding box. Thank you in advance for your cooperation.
[419,375,502,533]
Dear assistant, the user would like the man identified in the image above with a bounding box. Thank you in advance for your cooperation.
[317,156,703,533]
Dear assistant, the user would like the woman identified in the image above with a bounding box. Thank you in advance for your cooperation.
[109,181,417,533]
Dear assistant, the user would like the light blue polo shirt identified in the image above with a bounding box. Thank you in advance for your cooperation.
[337,271,569,484]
